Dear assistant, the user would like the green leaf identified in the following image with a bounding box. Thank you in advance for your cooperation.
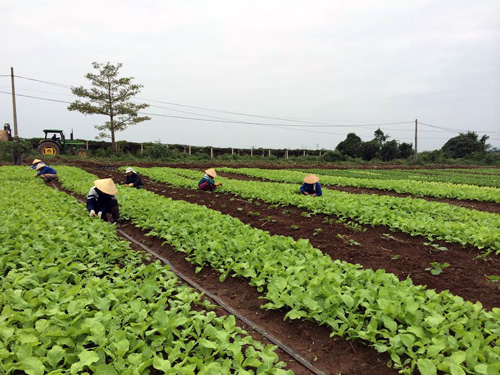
[417,359,437,375]
[47,346,65,368]
[450,364,466,375]
[77,350,99,368]
[94,364,118,375]
[22,357,45,375]
[153,356,171,371]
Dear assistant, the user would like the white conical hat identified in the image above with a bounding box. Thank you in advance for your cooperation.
[303,174,320,184]
[94,178,118,195]
[35,163,46,170]
[205,168,217,177]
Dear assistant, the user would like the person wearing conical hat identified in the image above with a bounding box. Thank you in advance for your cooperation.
[125,167,144,189]
[198,168,222,191]
[34,163,58,182]
[29,159,43,170]
[300,174,322,197]
[87,178,120,224]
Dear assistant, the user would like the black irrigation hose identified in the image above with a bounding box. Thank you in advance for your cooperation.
[50,182,329,375]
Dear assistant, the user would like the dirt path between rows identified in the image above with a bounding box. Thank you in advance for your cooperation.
[73,163,500,311]
[51,181,398,375]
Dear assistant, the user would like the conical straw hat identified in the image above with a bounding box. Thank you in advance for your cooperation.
[35,163,46,170]
[303,174,319,184]
[94,178,118,195]
[205,168,217,177]
[32,159,42,164]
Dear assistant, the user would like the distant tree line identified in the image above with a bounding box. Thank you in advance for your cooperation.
[323,128,414,162]
[322,129,498,164]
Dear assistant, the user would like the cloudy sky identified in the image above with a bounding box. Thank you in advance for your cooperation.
[1,0,499,151]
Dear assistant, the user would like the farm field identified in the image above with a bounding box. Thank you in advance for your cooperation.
[4,160,500,375]
[0,167,297,375]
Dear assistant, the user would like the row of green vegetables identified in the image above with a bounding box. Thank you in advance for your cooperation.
[132,167,500,254]
[56,165,500,375]
[220,167,500,203]
[297,168,500,188]
[0,167,291,375]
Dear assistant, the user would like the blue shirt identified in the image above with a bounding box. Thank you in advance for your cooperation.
[198,174,215,187]
[36,166,57,176]
[300,182,322,196]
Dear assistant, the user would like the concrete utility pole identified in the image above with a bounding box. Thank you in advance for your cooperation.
[414,119,418,160]
[10,67,18,137]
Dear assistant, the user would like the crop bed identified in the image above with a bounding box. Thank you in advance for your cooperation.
[49,162,498,374]
[72,163,500,310]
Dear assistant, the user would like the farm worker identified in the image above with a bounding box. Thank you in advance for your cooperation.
[300,174,322,197]
[34,163,58,181]
[30,159,42,170]
[198,168,222,191]
[125,167,144,189]
[87,178,120,224]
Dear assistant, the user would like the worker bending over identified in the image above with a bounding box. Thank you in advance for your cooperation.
[300,174,322,197]
[198,168,222,191]
[34,163,58,181]
[125,167,144,189]
[30,159,43,170]
[87,178,120,224]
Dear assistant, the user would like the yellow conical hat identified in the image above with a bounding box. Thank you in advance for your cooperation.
[32,159,42,164]
[35,163,46,170]
[205,168,217,177]
[303,174,319,184]
[94,178,118,195]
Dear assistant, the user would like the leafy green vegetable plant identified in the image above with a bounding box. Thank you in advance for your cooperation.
[425,262,451,275]
[56,166,500,375]
[0,167,292,375]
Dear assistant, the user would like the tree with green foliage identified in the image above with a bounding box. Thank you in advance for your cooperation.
[398,142,414,159]
[336,133,363,158]
[374,128,389,145]
[441,131,489,158]
[68,62,150,154]
[360,140,380,161]
[380,139,400,161]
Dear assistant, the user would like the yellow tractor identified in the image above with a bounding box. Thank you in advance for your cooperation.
[38,129,87,156]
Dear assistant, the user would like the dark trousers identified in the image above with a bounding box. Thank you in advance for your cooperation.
[102,201,120,223]
[198,182,216,191]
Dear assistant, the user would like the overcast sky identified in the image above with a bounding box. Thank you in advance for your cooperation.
[1,0,499,151]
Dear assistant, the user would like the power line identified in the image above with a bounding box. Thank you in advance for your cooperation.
[12,74,415,128]
[419,122,499,134]
[5,74,500,140]
[0,90,72,104]
[14,75,73,89]
[139,111,351,136]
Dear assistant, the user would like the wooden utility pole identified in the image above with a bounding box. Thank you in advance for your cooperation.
[210,147,213,159]
[10,67,18,137]
[414,119,418,160]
